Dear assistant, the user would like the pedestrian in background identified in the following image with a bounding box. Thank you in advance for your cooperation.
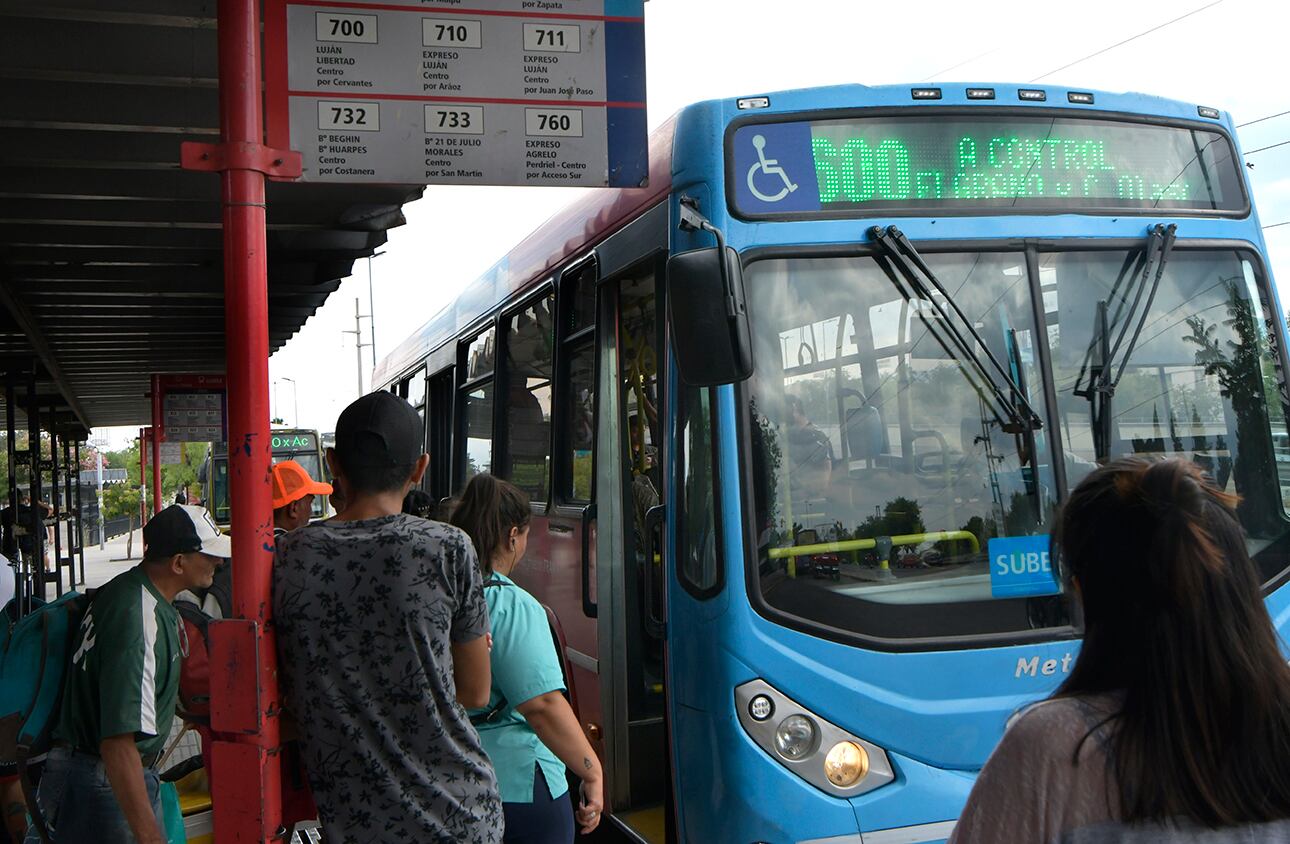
[271,460,332,536]
[402,488,436,520]
[274,392,500,843]
[451,473,604,842]
[951,457,1290,842]
[28,505,229,844]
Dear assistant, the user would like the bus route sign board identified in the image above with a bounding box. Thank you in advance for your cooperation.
[264,0,648,188]
[157,374,227,444]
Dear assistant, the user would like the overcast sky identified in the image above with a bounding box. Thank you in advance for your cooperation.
[94,0,1290,448]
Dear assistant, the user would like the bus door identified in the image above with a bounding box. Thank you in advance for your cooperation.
[593,258,669,842]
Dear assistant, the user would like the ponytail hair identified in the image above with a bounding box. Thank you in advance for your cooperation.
[449,473,531,575]
[1055,456,1290,826]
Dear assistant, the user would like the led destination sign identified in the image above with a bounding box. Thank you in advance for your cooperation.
[730,113,1243,217]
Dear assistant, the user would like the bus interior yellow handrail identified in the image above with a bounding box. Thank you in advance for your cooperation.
[768,529,980,559]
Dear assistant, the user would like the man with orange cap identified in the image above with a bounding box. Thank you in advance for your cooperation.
[271,460,332,536]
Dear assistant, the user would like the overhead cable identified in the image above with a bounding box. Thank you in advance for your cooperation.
[1237,109,1290,129]
[1029,0,1225,83]
[1245,139,1290,156]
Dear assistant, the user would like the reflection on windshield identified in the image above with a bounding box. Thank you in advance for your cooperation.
[1044,249,1290,577]
[747,253,1064,642]
[746,247,1290,644]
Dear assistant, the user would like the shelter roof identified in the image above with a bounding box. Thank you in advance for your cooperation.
[0,0,422,436]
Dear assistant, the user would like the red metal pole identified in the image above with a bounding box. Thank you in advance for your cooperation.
[211,0,281,839]
[150,377,162,514]
[138,429,147,525]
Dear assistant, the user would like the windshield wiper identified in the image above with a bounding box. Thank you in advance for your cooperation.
[1073,223,1178,461]
[870,225,1044,435]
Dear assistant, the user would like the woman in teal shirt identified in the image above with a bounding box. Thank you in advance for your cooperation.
[452,474,604,842]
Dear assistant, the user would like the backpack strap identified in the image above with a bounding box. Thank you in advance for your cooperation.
[17,745,49,844]
[18,613,52,844]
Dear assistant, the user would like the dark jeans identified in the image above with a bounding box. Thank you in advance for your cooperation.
[502,764,574,844]
[23,746,163,844]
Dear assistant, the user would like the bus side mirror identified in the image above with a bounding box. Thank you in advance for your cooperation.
[666,246,753,386]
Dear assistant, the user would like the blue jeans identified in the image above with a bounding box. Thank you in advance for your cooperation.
[23,746,163,844]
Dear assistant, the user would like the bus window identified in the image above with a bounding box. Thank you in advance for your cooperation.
[504,294,554,501]
[464,383,493,483]
[746,252,1062,643]
[460,328,497,488]
[466,327,496,381]
[678,387,720,595]
[1042,249,1290,581]
[559,261,597,503]
[407,367,426,411]
[212,457,229,523]
[565,344,595,502]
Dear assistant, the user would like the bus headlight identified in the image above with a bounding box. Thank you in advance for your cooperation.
[774,715,817,760]
[824,741,869,787]
[735,679,894,797]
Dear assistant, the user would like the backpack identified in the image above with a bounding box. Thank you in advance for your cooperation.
[174,600,214,724]
[0,590,90,842]
[174,566,233,724]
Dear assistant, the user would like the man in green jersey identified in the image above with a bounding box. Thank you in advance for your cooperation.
[25,505,230,844]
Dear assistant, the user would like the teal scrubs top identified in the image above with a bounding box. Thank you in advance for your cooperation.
[468,573,569,803]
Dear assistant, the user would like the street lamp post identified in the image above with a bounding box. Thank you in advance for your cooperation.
[368,249,385,363]
[281,377,298,428]
[343,298,372,398]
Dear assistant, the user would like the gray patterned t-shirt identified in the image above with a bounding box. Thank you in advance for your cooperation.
[274,514,501,843]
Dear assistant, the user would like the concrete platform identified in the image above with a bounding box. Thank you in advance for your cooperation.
[36,528,144,599]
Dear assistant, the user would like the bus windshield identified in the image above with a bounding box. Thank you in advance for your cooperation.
[210,449,327,525]
[745,246,1290,644]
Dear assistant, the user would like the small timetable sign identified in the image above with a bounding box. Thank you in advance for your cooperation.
[264,0,648,187]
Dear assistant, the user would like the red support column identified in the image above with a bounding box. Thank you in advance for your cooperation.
[138,429,148,525]
[150,377,162,514]
[203,0,283,840]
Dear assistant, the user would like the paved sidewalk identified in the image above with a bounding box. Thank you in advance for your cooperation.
[38,528,144,598]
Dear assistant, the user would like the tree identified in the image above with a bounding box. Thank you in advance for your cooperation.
[102,482,142,559]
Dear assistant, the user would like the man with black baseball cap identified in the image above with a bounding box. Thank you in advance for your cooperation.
[274,392,501,842]
[28,505,229,844]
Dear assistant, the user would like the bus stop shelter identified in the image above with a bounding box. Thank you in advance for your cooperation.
[0,1,421,839]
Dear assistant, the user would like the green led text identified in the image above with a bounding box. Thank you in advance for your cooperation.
[811,134,1194,204]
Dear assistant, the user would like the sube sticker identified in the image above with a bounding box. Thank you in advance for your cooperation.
[988,535,1060,599]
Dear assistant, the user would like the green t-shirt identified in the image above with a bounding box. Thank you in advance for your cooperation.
[56,565,181,759]
[469,573,568,803]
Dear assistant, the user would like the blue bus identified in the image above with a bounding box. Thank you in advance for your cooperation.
[375,82,1289,843]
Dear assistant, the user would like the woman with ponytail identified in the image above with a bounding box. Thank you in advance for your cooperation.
[952,456,1290,843]
[451,474,604,842]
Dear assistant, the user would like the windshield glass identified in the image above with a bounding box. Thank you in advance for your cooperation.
[212,457,229,524]
[1043,248,1290,577]
[273,452,327,519]
[745,247,1290,644]
[212,451,328,523]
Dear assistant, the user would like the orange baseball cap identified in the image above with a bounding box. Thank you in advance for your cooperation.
[271,460,333,510]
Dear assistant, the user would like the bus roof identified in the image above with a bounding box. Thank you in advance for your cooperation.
[373,116,676,387]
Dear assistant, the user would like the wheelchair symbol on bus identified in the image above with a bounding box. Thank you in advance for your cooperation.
[746,134,799,203]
